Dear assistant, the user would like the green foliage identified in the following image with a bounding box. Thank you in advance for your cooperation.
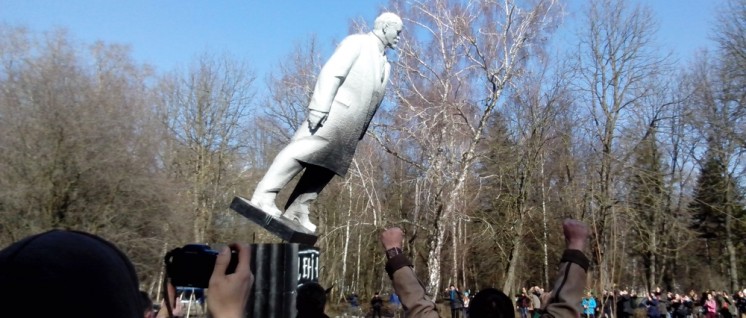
[688,156,741,239]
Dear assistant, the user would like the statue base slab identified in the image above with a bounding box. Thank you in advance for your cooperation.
[230,196,318,246]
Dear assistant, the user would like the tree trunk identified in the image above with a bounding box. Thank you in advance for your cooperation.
[426,165,472,295]
[503,214,524,293]
[461,219,468,290]
[341,183,353,298]
[451,219,459,288]
[426,221,447,296]
[354,230,362,293]
[725,201,739,292]
[648,214,657,292]
[540,157,549,287]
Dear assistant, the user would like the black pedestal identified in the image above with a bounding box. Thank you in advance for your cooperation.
[230,197,318,246]
[248,243,320,318]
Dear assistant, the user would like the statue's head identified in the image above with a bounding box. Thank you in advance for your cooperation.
[373,12,403,49]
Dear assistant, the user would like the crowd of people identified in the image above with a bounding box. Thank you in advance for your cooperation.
[573,288,746,318]
[338,285,746,318]
[439,285,746,318]
[5,212,737,318]
[496,286,746,318]
[0,218,591,318]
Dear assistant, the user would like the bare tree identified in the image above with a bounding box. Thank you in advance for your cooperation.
[715,0,746,92]
[156,52,257,243]
[712,0,746,292]
[259,36,323,144]
[569,0,670,289]
[0,26,172,285]
[504,56,575,288]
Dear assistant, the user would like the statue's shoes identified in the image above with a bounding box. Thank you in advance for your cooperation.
[249,195,282,218]
[282,211,317,233]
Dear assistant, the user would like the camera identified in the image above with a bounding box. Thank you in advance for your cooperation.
[165,244,238,288]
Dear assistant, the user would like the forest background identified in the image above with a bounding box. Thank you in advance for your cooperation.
[0,0,744,303]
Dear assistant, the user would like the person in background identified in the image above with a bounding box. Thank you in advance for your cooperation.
[389,292,402,318]
[583,291,598,318]
[689,290,705,318]
[529,287,542,318]
[348,292,362,316]
[450,285,466,318]
[655,290,669,318]
[645,293,661,318]
[716,291,733,318]
[602,290,614,318]
[671,293,691,318]
[518,290,532,318]
[464,291,472,318]
[371,291,384,318]
[682,294,694,318]
[703,292,717,318]
[735,290,746,318]
[617,290,634,318]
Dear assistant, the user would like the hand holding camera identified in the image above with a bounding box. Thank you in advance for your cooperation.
[162,243,253,318]
[208,243,253,318]
[165,244,240,288]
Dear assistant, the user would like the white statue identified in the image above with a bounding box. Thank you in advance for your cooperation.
[251,12,403,233]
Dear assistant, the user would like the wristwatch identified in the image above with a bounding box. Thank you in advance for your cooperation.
[385,247,403,259]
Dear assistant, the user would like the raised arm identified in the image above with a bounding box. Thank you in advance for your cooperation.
[380,228,440,318]
[542,219,591,318]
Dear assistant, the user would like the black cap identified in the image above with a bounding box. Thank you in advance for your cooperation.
[0,230,142,318]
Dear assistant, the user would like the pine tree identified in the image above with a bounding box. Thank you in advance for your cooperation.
[688,152,745,289]
[689,156,730,240]
[628,133,667,290]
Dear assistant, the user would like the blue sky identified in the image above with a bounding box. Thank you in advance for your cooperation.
[0,0,724,80]
[0,0,388,77]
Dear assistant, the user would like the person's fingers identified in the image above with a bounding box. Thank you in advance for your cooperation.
[381,227,402,238]
[173,300,184,316]
[231,243,251,274]
[207,243,253,318]
[156,300,168,318]
[212,246,231,279]
[380,228,402,249]
[167,282,177,305]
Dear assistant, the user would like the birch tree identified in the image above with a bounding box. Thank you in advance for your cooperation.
[378,0,560,295]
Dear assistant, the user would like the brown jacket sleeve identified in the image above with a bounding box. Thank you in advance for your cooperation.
[541,249,590,318]
[385,254,440,318]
